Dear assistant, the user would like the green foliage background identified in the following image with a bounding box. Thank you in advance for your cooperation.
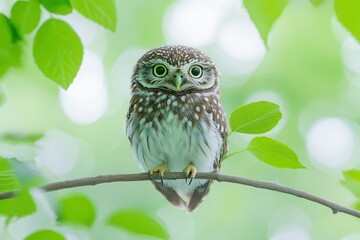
[1,0,360,239]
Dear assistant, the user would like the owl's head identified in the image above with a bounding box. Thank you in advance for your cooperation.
[132,45,219,94]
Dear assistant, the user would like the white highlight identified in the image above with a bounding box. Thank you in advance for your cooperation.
[342,233,360,240]
[35,130,78,176]
[60,51,108,125]
[270,225,310,240]
[341,36,360,87]
[60,11,103,47]
[0,2,9,13]
[306,118,354,168]
[217,10,266,75]
[164,0,232,46]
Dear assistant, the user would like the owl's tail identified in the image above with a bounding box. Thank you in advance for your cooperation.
[151,180,212,212]
[187,180,212,212]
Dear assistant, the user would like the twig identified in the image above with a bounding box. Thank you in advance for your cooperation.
[0,172,359,219]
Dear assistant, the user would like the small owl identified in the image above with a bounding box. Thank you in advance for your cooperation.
[126,45,228,211]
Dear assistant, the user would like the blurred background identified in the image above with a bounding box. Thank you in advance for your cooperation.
[1,0,360,239]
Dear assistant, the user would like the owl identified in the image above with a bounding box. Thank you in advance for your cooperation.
[126,45,228,212]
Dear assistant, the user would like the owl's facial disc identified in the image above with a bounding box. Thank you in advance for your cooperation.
[134,46,219,93]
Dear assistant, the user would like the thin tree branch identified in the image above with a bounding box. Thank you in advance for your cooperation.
[0,172,359,219]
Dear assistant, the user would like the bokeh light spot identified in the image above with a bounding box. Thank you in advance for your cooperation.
[270,225,310,240]
[342,233,360,240]
[35,130,78,177]
[341,36,360,88]
[60,51,108,125]
[217,11,265,75]
[163,0,231,46]
[306,118,354,168]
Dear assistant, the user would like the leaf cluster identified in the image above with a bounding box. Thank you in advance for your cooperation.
[0,0,117,89]
[227,101,304,169]
[244,0,360,47]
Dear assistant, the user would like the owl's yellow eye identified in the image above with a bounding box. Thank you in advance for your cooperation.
[189,65,203,78]
[153,64,168,77]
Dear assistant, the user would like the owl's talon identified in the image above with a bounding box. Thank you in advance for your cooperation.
[149,164,170,186]
[183,164,197,185]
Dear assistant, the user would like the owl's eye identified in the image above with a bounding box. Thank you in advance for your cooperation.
[153,64,168,77]
[189,65,203,78]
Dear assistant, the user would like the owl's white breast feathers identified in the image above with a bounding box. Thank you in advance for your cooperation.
[126,93,223,194]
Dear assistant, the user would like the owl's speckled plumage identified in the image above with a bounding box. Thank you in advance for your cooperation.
[126,45,228,211]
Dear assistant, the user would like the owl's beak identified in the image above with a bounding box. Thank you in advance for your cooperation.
[172,74,183,90]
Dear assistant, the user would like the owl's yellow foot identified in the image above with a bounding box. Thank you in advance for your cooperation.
[183,164,197,185]
[149,164,170,186]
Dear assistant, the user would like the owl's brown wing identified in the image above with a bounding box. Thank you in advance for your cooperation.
[187,96,228,212]
[206,95,228,169]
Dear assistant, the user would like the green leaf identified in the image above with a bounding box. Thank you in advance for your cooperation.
[0,157,43,191]
[25,230,65,240]
[0,157,19,193]
[342,170,360,198]
[0,14,21,77]
[11,0,41,34]
[247,137,304,169]
[310,0,324,7]
[230,101,282,134]
[108,210,169,239]
[0,189,36,219]
[57,194,96,227]
[1,133,44,144]
[335,0,360,43]
[243,0,288,45]
[40,0,73,15]
[70,0,116,31]
[33,18,83,89]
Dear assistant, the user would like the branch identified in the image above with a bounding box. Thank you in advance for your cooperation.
[0,172,359,219]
